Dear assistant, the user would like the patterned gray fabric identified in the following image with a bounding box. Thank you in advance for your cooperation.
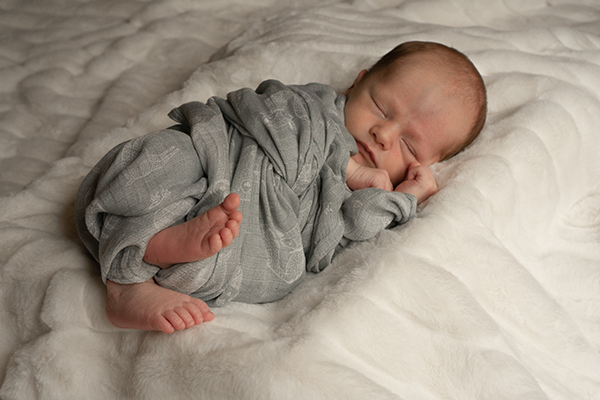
[75,80,416,306]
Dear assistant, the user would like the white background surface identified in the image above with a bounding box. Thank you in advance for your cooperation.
[1,0,599,398]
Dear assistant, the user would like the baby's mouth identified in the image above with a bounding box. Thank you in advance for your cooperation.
[356,141,375,165]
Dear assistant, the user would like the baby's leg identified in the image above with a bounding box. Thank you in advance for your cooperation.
[104,193,242,333]
[143,193,243,269]
[105,279,214,334]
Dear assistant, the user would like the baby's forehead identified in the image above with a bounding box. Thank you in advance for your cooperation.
[391,55,481,109]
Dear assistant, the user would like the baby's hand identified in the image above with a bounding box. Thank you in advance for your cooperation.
[395,163,438,204]
[346,157,393,191]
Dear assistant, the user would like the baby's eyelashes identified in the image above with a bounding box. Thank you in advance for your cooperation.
[371,96,387,118]
[402,139,416,158]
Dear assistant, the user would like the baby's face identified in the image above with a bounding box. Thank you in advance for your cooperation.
[344,56,474,186]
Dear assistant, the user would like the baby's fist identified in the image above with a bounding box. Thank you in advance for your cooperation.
[346,158,394,191]
[395,163,438,204]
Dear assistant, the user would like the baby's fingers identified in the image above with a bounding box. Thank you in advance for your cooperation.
[404,163,421,181]
[395,164,438,203]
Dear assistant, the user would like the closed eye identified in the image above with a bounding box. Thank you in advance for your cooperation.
[402,139,417,158]
[371,96,386,118]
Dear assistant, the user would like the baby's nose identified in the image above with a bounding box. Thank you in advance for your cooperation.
[374,121,400,149]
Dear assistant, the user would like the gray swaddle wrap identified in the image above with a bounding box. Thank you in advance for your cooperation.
[75,80,416,306]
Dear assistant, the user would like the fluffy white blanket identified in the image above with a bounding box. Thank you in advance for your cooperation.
[1,0,599,399]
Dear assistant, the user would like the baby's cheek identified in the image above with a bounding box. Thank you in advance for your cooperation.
[390,167,408,187]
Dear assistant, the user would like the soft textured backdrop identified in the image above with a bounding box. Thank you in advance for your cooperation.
[1,0,599,399]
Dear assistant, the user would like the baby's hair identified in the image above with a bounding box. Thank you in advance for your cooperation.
[367,41,487,161]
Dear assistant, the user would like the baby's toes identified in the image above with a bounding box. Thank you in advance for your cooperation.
[231,210,243,225]
[226,217,241,238]
[202,308,214,322]
[183,301,205,325]
[176,306,199,328]
[222,193,241,213]
[192,298,214,322]
[163,308,189,331]
[207,232,224,254]
[219,227,234,247]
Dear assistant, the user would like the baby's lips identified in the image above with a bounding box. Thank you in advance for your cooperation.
[356,141,375,165]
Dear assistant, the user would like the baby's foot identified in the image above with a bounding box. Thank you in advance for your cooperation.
[105,279,214,334]
[144,193,243,268]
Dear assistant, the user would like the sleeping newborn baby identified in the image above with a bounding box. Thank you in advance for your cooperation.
[75,41,487,334]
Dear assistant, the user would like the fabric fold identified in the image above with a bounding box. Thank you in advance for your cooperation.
[75,80,416,305]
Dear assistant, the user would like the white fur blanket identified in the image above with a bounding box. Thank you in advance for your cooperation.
[1,0,599,399]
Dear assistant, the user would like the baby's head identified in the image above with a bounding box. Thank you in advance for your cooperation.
[344,41,487,186]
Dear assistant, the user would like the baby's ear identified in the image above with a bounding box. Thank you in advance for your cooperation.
[355,69,368,83]
[344,69,368,95]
